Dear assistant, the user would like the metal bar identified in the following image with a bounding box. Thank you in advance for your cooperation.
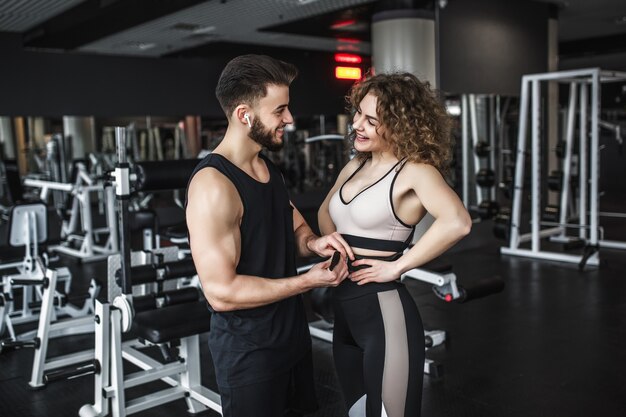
[29,268,57,388]
[23,178,74,192]
[508,78,530,250]
[125,387,186,415]
[522,68,616,82]
[599,240,626,250]
[489,96,497,201]
[517,226,562,243]
[110,309,126,417]
[44,349,94,372]
[469,94,483,205]
[402,269,448,286]
[579,82,588,240]
[590,70,600,245]
[462,95,470,207]
[187,386,222,413]
[531,79,541,252]
[500,247,599,266]
[558,83,577,234]
[124,363,186,388]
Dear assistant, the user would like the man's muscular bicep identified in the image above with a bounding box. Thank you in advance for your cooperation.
[186,169,241,301]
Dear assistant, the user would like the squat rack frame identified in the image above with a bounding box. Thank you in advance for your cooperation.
[501,68,626,267]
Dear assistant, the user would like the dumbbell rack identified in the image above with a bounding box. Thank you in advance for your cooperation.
[500,68,626,268]
[461,94,501,220]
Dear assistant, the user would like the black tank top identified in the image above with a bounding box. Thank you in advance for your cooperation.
[186,152,311,388]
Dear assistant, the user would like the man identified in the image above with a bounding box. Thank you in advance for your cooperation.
[186,54,353,417]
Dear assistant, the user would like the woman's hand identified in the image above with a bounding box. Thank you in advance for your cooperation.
[348,258,402,285]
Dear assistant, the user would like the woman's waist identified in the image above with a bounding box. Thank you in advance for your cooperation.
[340,233,413,254]
[330,251,404,300]
[348,251,402,273]
[334,278,404,300]
[350,247,398,260]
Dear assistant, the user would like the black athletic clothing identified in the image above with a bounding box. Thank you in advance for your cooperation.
[328,157,425,416]
[333,282,424,417]
[219,349,318,417]
[186,153,313,393]
[334,253,404,301]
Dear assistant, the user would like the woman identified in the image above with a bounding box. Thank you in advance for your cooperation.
[318,72,472,417]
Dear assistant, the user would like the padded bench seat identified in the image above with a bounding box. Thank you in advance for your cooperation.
[132,300,211,344]
[161,222,188,241]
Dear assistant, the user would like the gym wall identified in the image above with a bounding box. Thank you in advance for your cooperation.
[439,0,550,96]
[0,32,356,118]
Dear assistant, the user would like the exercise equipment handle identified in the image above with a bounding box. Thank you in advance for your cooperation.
[0,337,40,353]
[44,360,100,384]
[456,277,504,303]
[10,277,48,288]
[164,259,197,279]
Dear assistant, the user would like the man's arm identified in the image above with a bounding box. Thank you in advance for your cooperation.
[187,168,348,312]
[291,204,354,260]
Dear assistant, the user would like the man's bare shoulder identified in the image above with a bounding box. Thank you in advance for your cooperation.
[187,167,241,216]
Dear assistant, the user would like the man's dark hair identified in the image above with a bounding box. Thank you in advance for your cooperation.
[215,54,298,117]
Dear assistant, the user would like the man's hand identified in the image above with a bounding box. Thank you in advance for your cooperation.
[307,232,355,261]
[304,252,349,288]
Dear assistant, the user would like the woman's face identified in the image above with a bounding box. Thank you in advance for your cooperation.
[352,92,389,154]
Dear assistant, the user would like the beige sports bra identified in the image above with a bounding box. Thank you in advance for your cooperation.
[328,159,414,253]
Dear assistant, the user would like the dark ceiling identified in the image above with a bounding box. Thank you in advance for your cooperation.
[0,0,625,69]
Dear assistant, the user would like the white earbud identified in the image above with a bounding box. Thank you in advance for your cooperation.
[244,113,251,128]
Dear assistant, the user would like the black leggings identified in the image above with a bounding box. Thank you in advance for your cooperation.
[333,286,424,417]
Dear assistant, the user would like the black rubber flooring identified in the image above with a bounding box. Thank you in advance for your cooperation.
[1,219,625,417]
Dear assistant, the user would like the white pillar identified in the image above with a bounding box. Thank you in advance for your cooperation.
[63,116,96,159]
[372,9,437,87]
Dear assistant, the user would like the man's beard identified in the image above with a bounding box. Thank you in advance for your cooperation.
[249,118,284,152]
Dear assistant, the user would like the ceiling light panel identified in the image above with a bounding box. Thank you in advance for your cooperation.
[78,0,375,56]
[0,0,85,32]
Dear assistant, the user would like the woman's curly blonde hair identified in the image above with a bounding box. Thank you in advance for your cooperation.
[347,72,453,175]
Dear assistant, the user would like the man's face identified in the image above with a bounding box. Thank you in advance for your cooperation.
[249,116,283,151]
[248,84,294,151]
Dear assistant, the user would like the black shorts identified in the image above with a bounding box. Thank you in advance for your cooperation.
[218,349,318,417]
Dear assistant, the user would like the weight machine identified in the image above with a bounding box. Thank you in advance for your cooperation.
[79,128,220,417]
[0,202,98,388]
[24,162,118,262]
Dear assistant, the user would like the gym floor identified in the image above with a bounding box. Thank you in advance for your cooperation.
[1,218,625,417]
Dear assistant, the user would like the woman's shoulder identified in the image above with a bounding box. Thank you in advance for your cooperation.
[397,160,443,184]
[400,160,438,174]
